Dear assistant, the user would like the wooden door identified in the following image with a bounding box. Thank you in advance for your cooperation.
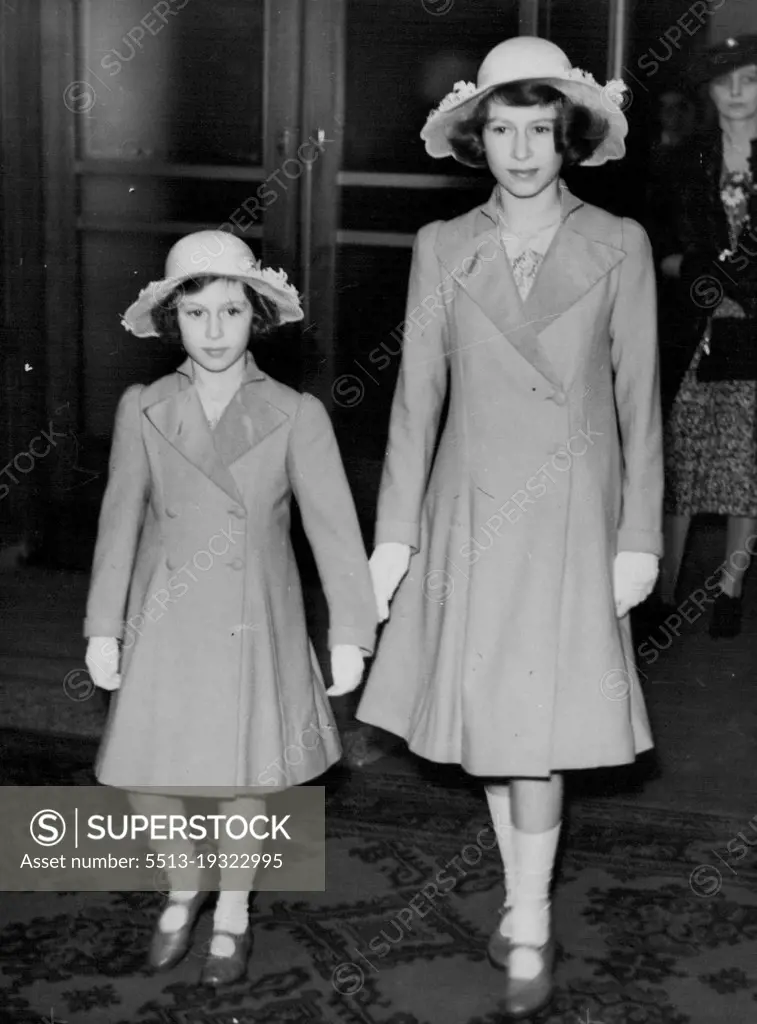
[37,0,630,559]
[301,0,521,465]
[39,0,306,560]
[41,0,303,461]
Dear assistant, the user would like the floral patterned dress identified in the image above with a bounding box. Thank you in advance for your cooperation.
[664,169,757,516]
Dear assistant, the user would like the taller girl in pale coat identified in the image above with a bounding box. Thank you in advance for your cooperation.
[349,37,663,1019]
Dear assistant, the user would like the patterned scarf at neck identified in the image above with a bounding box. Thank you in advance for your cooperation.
[495,187,562,299]
[510,249,545,300]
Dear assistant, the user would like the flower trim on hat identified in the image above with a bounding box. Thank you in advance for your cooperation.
[423,80,479,128]
[563,66,598,86]
[424,68,629,131]
[600,78,629,112]
[561,68,629,109]
[238,257,302,302]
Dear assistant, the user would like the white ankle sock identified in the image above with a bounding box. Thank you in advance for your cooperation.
[158,890,199,933]
[209,796,262,956]
[210,890,250,956]
[508,821,561,979]
[485,785,515,937]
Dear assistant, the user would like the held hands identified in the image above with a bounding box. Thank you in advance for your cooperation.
[326,644,366,697]
[85,636,121,691]
[613,552,659,619]
[369,542,412,622]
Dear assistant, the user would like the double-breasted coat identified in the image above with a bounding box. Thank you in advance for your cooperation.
[85,355,377,792]
[357,186,663,777]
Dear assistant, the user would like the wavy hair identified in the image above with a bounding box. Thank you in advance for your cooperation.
[448,80,609,169]
[152,275,281,344]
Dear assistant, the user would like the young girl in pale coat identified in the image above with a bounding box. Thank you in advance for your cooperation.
[346,37,663,1018]
[85,231,376,985]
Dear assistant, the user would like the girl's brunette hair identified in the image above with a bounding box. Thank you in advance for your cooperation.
[448,80,609,168]
[152,275,281,344]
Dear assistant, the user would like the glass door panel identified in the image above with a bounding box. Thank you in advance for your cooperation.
[342,0,518,175]
[72,0,277,438]
[328,0,519,474]
[541,0,611,81]
[78,0,264,164]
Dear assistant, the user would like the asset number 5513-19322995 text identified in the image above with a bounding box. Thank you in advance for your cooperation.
[145,852,283,869]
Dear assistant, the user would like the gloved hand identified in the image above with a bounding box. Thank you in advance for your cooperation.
[369,542,412,622]
[613,552,659,618]
[85,636,121,691]
[326,644,366,697]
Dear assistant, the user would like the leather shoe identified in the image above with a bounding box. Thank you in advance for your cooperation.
[486,906,512,971]
[147,892,208,971]
[200,929,252,986]
[501,936,556,1019]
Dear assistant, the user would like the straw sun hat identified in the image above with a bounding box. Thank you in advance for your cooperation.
[421,36,629,168]
[121,231,303,338]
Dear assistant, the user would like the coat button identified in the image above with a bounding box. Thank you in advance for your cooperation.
[165,507,179,518]
[166,557,177,571]
[229,506,246,519]
[551,390,567,405]
[228,557,244,570]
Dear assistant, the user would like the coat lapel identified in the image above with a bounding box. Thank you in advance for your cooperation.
[212,382,290,468]
[521,216,626,333]
[436,198,559,382]
[436,186,626,390]
[144,355,289,503]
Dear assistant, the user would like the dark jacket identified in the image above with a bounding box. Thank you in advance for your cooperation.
[643,140,693,415]
[662,130,757,411]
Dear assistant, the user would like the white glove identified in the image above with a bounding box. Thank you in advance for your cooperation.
[326,644,366,697]
[85,636,121,691]
[613,552,659,618]
[369,542,411,622]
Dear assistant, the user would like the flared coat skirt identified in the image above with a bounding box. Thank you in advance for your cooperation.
[356,210,662,776]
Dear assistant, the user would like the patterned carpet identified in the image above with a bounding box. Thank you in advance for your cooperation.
[1,730,756,1024]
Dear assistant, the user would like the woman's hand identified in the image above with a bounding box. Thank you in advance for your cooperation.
[613,552,659,618]
[85,636,121,691]
[660,254,683,278]
[369,542,411,622]
[713,295,746,319]
[326,644,366,697]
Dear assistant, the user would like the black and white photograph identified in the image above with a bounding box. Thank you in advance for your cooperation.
[0,0,755,1021]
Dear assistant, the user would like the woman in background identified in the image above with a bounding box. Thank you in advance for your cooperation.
[659,35,757,638]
